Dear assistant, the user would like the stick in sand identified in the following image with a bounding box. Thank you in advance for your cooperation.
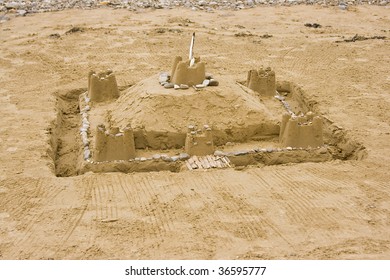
[189,32,195,67]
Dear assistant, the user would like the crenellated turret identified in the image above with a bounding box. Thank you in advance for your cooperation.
[279,112,323,148]
[170,56,206,86]
[88,70,120,102]
[246,66,276,97]
[94,124,136,161]
[185,124,214,156]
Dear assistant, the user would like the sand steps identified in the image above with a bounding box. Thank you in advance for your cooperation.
[185,155,231,170]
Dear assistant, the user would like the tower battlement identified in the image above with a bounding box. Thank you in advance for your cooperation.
[88,70,120,102]
[279,112,323,148]
[246,66,276,97]
[94,124,136,162]
[185,125,214,156]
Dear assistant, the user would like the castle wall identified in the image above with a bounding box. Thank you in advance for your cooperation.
[170,56,205,86]
[279,112,323,148]
[185,125,214,156]
[88,70,120,102]
[246,67,276,97]
[94,125,136,162]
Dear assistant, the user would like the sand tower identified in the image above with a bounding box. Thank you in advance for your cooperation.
[279,112,323,148]
[246,66,276,96]
[170,56,206,86]
[168,32,206,86]
[185,125,214,156]
[94,124,136,162]
[88,70,120,102]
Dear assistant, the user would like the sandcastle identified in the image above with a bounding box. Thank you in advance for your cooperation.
[94,124,136,162]
[170,56,205,86]
[159,33,219,89]
[184,125,214,156]
[52,32,365,176]
[246,67,276,96]
[279,112,324,148]
[88,69,119,102]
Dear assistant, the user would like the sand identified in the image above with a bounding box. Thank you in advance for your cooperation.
[0,5,390,259]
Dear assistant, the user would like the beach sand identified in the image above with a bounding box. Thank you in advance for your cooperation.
[0,5,389,259]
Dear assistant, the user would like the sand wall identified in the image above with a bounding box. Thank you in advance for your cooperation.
[130,123,280,150]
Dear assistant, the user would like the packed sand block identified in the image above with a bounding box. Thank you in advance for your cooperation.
[88,70,120,102]
[279,112,324,148]
[94,124,136,162]
[246,67,276,97]
[185,125,214,156]
[170,56,206,86]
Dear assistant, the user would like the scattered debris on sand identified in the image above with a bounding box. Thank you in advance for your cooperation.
[65,26,85,35]
[336,34,387,43]
[304,23,322,28]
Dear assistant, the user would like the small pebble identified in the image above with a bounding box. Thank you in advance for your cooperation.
[318,146,328,154]
[152,154,161,160]
[180,84,189,89]
[164,83,174,89]
[159,72,169,84]
[179,153,190,160]
[84,150,90,160]
[205,73,213,79]
[171,156,180,162]
[209,79,219,86]
[161,155,172,162]
[214,150,225,156]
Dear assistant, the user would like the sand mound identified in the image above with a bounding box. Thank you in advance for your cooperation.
[107,75,280,148]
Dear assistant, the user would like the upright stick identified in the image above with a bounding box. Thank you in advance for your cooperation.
[189,32,195,66]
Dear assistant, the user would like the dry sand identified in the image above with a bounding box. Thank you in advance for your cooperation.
[0,5,390,259]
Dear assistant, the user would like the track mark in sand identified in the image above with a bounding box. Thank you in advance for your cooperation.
[296,167,373,220]
[115,174,166,240]
[267,170,340,226]
[143,176,176,234]
[91,176,118,223]
[2,178,43,219]
[138,176,166,237]
[180,174,218,238]
[244,169,304,248]
[7,179,65,259]
[193,172,269,242]
[60,180,92,247]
